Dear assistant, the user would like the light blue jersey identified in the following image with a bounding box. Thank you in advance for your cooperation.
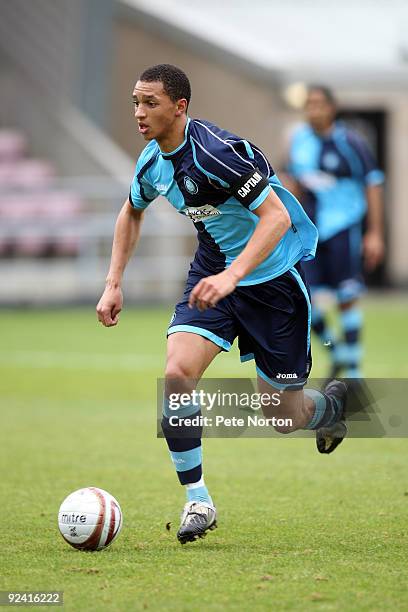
[130,118,317,285]
[288,122,384,241]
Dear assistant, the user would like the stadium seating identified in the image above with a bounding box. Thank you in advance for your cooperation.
[0,129,83,257]
[0,129,27,162]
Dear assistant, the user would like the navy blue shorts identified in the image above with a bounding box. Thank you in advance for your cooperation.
[168,263,312,389]
[302,223,365,303]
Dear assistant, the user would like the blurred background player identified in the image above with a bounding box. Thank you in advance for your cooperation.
[284,85,385,378]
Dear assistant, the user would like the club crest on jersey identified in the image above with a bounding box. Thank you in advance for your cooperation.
[183,204,221,221]
[322,152,339,170]
[184,176,198,195]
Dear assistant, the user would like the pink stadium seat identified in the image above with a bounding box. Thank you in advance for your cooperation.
[0,159,55,188]
[0,130,83,257]
[0,130,27,162]
[40,192,82,217]
[0,163,16,186]
[44,193,83,255]
[0,191,83,257]
[14,159,55,187]
[0,192,83,218]
[53,236,81,257]
[0,194,48,256]
[16,235,48,257]
[0,195,43,218]
[0,237,12,256]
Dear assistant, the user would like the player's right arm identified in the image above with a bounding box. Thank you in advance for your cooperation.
[96,199,144,327]
[97,146,159,327]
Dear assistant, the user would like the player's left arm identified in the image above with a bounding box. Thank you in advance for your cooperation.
[364,183,385,271]
[189,191,291,311]
[348,130,385,271]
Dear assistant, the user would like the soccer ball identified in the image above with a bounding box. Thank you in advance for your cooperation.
[58,487,122,551]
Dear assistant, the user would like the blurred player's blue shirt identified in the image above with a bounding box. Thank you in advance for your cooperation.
[288,121,384,241]
[130,118,317,285]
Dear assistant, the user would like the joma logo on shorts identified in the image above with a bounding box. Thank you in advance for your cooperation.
[237,172,262,198]
[276,373,298,379]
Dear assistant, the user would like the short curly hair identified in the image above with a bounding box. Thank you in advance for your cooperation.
[139,64,191,108]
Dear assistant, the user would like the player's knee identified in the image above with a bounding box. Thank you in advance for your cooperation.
[165,359,198,381]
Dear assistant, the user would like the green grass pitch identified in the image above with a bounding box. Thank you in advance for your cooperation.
[1,297,408,611]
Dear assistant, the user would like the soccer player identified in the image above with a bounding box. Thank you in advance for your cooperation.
[285,86,385,378]
[97,65,348,544]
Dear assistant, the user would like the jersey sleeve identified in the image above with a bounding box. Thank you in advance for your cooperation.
[347,130,384,186]
[286,125,313,179]
[129,154,159,210]
[190,127,272,211]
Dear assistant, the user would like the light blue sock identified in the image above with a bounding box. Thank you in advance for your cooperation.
[340,307,363,377]
[186,477,213,506]
[304,389,343,429]
[162,396,213,505]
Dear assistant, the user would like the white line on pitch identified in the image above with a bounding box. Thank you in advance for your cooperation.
[0,351,162,371]
[0,350,248,373]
